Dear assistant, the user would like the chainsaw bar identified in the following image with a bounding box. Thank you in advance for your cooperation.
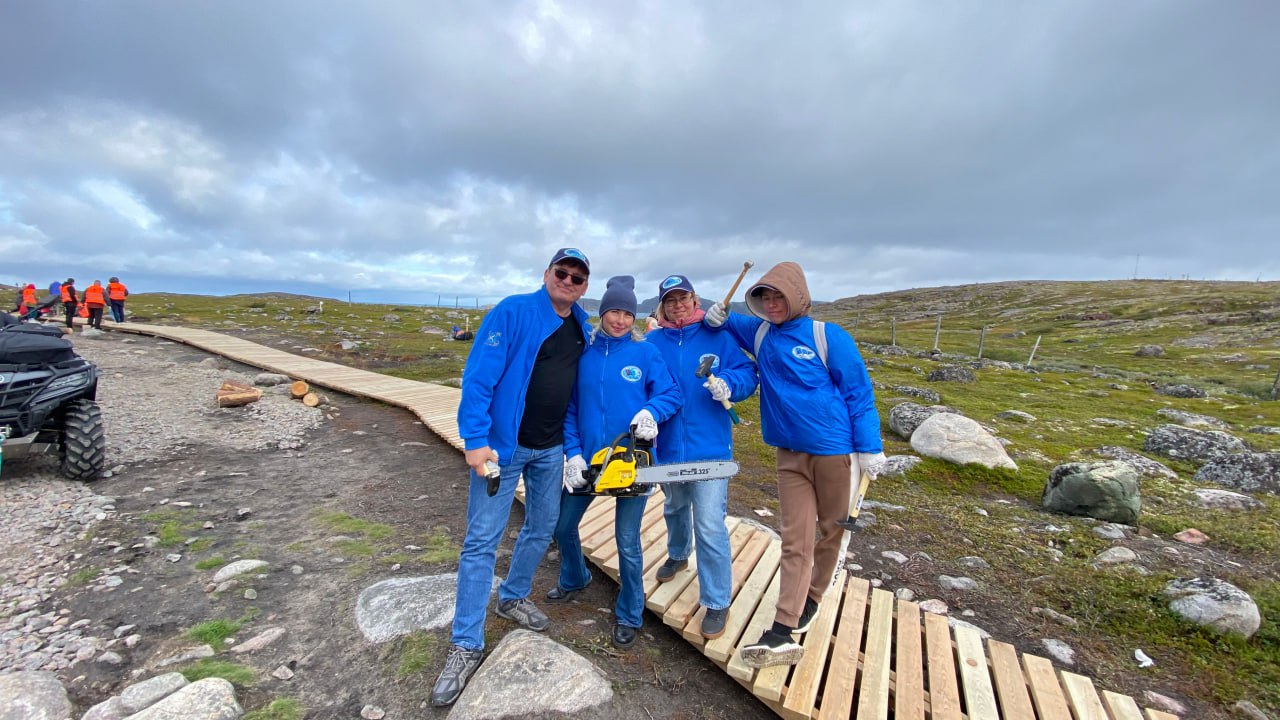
[635,460,739,484]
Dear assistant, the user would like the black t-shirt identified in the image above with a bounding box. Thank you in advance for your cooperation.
[518,312,585,449]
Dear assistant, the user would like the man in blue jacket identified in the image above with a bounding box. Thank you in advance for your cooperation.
[646,274,757,640]
[431,248,593,707]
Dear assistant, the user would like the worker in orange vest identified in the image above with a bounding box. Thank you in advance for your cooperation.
[18,284,37,316]
[107,276,129,323]
[59,279,78,328]
[84,280,107,330]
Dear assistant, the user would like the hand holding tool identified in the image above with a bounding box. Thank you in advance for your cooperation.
[696,355,739,424]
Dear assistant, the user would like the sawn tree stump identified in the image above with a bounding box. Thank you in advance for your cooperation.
[289,380,310,399]
[216,380,263,408]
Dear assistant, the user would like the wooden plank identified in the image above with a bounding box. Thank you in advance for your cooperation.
[815,575,870,720]
[704,540,780,663]
[924,611,963,720]
[782,567,846,718]
[1022,654,1073,720]
[893,599,926,720]
[681,521,754,642]
[726,570,782,682]
[1144,710,1181,720]
[647,553,699,613]
[986,639,1036,720]
[1060,671,1110,720]
[1102,690,1146,720]
[953,623,999,720]
[854,588,894,720]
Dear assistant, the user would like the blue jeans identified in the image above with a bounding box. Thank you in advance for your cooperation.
[109,300,125,323]
[450,444,564,651]
[554,491,647,629]
[663,478,732,610]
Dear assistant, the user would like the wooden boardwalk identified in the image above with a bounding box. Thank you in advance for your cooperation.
[97,320,1179,720]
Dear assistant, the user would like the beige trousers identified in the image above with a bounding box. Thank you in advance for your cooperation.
[773,449,851,627]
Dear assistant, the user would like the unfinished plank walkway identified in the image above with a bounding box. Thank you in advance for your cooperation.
[99,320,1179,720]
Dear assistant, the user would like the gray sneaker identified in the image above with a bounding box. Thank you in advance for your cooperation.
[496,597,550,631]
[430,644,483,707]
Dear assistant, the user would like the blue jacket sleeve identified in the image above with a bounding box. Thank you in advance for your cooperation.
[457,306,510,451]
[563,386,583,460]
[642,348,683,424]
[716,341,758,403]
[825,324,883,453]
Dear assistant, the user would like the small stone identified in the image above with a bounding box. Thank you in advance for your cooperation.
[918,599,949,615]
[361,705,386,720]
[271,665,295,680]
[1174,529,1209,545]
[244,589,258,600]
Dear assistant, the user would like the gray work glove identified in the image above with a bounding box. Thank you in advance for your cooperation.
[855,451,887,479]
[631,409,659,441]
[563,455,589,491]
[704,302,728,327]
[703,375,731,402]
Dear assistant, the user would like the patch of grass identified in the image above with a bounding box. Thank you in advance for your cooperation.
[186,619,243,651]
[420,528,460,564]
[334,538,377,557]
[139,509,202,548]
[314,510,394,540]
[67,567,99,586]
[187,538,214,553]
[181,658,256,686]
[194,555,227,571]
[244,698,304,720]
[395,632,438,677]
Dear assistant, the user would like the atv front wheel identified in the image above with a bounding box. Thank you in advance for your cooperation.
[61,399,106,481]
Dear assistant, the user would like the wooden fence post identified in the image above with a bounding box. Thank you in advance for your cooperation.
[852,314,860,339]
[977,326,988,360]
[1027,335,1042,367]
[932,315,942,353]
[1271,365,1280,400]
[891,317,897,347]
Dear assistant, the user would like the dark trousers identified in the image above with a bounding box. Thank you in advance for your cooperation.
[88,305,105,329]
[109,300,125,323]
[64,303,76,327]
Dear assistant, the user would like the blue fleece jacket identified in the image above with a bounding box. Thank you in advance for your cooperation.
[457,287,591,462]
[718,313,882,455]
[647,321,758,462]
[564,330,682,463]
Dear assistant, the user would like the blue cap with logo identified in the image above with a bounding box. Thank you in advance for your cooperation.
[658,274,695,301]
[549,247,590,274]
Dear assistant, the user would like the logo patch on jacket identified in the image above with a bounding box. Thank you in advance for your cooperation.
[620,366,643,382]
[791,346,816,361]
[485,331,503,347]
[697,353,720,372]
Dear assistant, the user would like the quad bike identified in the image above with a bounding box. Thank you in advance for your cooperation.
[0,313,106,480]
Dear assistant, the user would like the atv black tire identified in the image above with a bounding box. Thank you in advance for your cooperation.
[61,399,106,481]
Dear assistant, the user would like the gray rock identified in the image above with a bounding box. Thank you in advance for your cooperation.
[120,673,189,713]
[156,645,215,667]
[888,403,961,439]
[1042,461,1141,524]
[1093,547,1138,565]
[1156,408,1228,429]
[448,630,612,719]
[880,455,921,477]
[927,365,976,383]
[252,373,290,387]
[1191,488,1265,511]
[1194,453,1280,495]
[1092,523,1129,540]
[228,627,285,654]
[994,410,1036,423]
[1246,425,1280,435]
[356,574,500,643]
[1142,691,1188,717]
[1143,425,1247,465]
[82,696,128,720]
[211,559,268,583]
[1162,577,1261,639]
[381,314,401,322]
[1031,606,1078,627]
[1093,446,1179,480]
[957,556,991,570]
[910,414,1017,470]
[1134,344,1165,357]
[938,575,979,592]
[0,671,72,720]
[1231,700,1274,720]
[1153,383,1207,398]
[1041,638,1076,666]
[127,678,242,720]
[890,385,941,404]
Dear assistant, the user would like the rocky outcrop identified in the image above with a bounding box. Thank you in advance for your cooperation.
[449,630,612,719]
[0,671,72,720]
[1143,425,1247,465]
[1042,461,1141,524]
[1153,384,1207,399]
[926,365,976,383]
[910,414,1016,470]
[1162,577,1260,639]
[1093,446,1178,480]
[1193,453,1280,495]
[1156,408,1228,429]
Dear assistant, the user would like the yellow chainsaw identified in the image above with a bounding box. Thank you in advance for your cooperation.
[574,429,739,497]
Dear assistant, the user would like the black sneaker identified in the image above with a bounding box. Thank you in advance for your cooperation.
[430,644,483,707]
[496,598,550,631]
[740,629,804,669]
[655,557,688,583]
[701,607,728,639]
[544,585,588,604]
[794,598,819,635]
[612,624,637,650]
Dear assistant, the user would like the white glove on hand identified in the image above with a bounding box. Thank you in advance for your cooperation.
[703,375,731,402]
[631,409,659,441]
[563,455,589,491]
[856,451,888,479]
[705,302,728,327]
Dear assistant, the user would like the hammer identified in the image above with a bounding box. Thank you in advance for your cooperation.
[696,355,740,425]
[721,261,755,310]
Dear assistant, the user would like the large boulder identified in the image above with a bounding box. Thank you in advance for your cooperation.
[926,365,976,383]
[126,678,241,720]
[888,403,961,440]
[1142,425,1247,465]
[1153,383,1207,398]
[1162,577,1261,639]
[449,630,612,719]
[910,414,1017,471]
[1193,452,1280,495]
[1155,408,1228,429]
[1042,461,1141,524]
[0,672,72,720]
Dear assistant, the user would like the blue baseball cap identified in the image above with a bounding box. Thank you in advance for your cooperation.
[658,274,695,301]
[549,247,590,274]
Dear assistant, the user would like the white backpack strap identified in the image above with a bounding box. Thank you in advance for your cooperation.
[813,320,829,368]
[753,322,770,358]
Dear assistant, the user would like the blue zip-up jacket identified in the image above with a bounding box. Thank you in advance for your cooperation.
[564,330,683,463]
[457,287,592,462]
[647,321,758,462]
[718,312,882,456]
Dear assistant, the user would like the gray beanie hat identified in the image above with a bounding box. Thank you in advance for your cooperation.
[599,275,638,317]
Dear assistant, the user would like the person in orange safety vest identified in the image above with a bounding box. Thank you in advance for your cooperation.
[107,276,129,323]
[17,284,37,316]
[59,279,78,328]
[83,280,107,330]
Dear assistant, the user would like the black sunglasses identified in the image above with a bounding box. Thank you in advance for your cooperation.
[552,267,588,286]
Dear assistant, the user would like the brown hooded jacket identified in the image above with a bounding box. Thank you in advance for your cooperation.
[745,261,811,323]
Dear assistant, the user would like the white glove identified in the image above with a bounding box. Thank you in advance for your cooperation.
[703,375,731,402]
[631,409,659,441]
[705,302,727,327]
[856,451,887,479]
[563,455,589,491]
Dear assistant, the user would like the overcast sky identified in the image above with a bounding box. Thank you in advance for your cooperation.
[2,1,1276,305]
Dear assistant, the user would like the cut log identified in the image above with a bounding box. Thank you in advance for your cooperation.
[289,380,310,399]
[216,387,262,408]
[220,379,256,393]
[302,392,327,408]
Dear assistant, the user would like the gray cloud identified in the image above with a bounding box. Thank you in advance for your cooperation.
[1,1,1276,303]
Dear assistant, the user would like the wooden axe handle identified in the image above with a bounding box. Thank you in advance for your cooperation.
[721,261,754,309]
